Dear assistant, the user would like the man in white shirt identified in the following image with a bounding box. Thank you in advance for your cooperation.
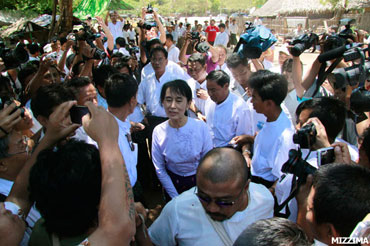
[186,53,209,119]
[214,23,229,47]
[104,10,124,43]
[148,148,274,246]
[138,46,186,118]
[305,164,370,246]
[205,70,251,147]
[128,25,136,44]
[105,73,138,187]
[165,33,180,63]
[247,70,296,188]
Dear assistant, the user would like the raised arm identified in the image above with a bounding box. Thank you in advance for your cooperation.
[153,10,166,44]
[6,101,79,216]
[83,102,136,245]
[96,16,114,52]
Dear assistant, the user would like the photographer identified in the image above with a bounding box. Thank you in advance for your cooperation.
[274,97,357,221]
[179,31,219,74]
[138,7,166,65]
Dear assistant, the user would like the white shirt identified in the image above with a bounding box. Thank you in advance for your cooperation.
[251,111,296,182]
[137,69,181,117]
[72,126,98,147]
[114,116,138,186]
[205,92,250,147]
[148,182,274,246]
[167,44,180,63]
[152,118,213,198]
[283,89,299,125]
[214,31,229,47]
[118,47,130,56]
[177,26,186,37]
[229,23,238,34]
[141,60,189,81]
[187,77,209,114]
[122,30,130,43]
[108,21,125,42]
[129,29,136,40]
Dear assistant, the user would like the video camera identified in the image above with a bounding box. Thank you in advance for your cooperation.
[234,24,277,59]
[289,33,319,57]
[138,4,157,30]
[191,31,200,41]
[0,41,29,70]
[74,23,107,60]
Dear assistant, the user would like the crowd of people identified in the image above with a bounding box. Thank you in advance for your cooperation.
[0,5,370,246]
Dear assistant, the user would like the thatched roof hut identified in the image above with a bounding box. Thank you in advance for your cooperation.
[0,18,49,43]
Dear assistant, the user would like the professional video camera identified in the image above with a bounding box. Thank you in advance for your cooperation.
[327,46,369,88]
[0,41,29,70]
[289,33,319,57]
[74,23,106,60]
[234,23,277,59]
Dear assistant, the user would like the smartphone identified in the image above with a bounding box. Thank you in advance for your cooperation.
[317,147,335,166]
[70,106,89,125]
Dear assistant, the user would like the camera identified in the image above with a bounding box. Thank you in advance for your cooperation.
[75,23,107,60]
[129,46,140,55]
[191,31,200,40]
[289,33,319,57]
[281,149,317,180]
[138,22,156,30]
[235,24,277,59]
[0,96,25,118]
[293,122,316,149]
[0,41,29,70]
[146,4,154,13]
[327,46,369,89]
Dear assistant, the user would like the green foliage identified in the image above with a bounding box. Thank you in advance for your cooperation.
[0,0,54,13]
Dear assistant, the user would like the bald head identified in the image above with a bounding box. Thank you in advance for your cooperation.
[197,148,249,185]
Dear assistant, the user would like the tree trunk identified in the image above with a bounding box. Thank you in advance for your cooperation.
[53,0,73,37]
[48,0,58,40]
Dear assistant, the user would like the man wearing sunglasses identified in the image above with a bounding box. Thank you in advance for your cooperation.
[147,148,274,246]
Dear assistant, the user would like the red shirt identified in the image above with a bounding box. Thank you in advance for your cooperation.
[205,25,219,42]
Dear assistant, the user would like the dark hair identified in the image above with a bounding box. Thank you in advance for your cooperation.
[29,140,102,237]
[226,52,249,69]
[18,65,38,87]
[27,43,39,55]
[115,37,126,47]
[160,80,192,105]
[105,73,138,107]
[186,23,191,28]
[249,70,288,106]
[218,23,226,29]
[197,148,249,186]
[295,97,346,143]
[64,76,93,99]
[150,46,168,59]
[234,217,310,246]
[71,60,85,77]
[145,38,162,53]
[111,52,124,59]
[31,83,76,118]
[66,54,75,69]
[312,163,370,236]
[188,53,206,66]
[281,58,293,74]
[92,65,119,89]
[166,33,173,42]
[206,70,230,87]
[114,60,131,74]
[360,127,370,162]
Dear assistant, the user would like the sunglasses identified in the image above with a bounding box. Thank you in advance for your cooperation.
[194,187,244,207]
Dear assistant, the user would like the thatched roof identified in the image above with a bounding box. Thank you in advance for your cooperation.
[0,18,48,39]
[253,0,370,17]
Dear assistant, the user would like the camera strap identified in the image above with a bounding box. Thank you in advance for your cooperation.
[274,174,298,218]
[313,57,343,97]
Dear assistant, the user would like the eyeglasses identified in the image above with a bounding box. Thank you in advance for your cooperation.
[125,133,135,151]
[195,186,245,207]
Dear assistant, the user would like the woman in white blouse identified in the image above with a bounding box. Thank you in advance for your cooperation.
[152,80,213,200]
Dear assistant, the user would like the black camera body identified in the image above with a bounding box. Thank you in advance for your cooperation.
[293,123,316,149]
[75,23,106,60]
[191,31,200,40]
[281,149,317,180]
[0,41,29,70]
[289,33,319,57]
[146,4,154,13]
[0,96,25,118]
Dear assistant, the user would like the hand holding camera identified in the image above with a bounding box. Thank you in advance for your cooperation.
[0,101,23,138]
[304,117,331,150]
